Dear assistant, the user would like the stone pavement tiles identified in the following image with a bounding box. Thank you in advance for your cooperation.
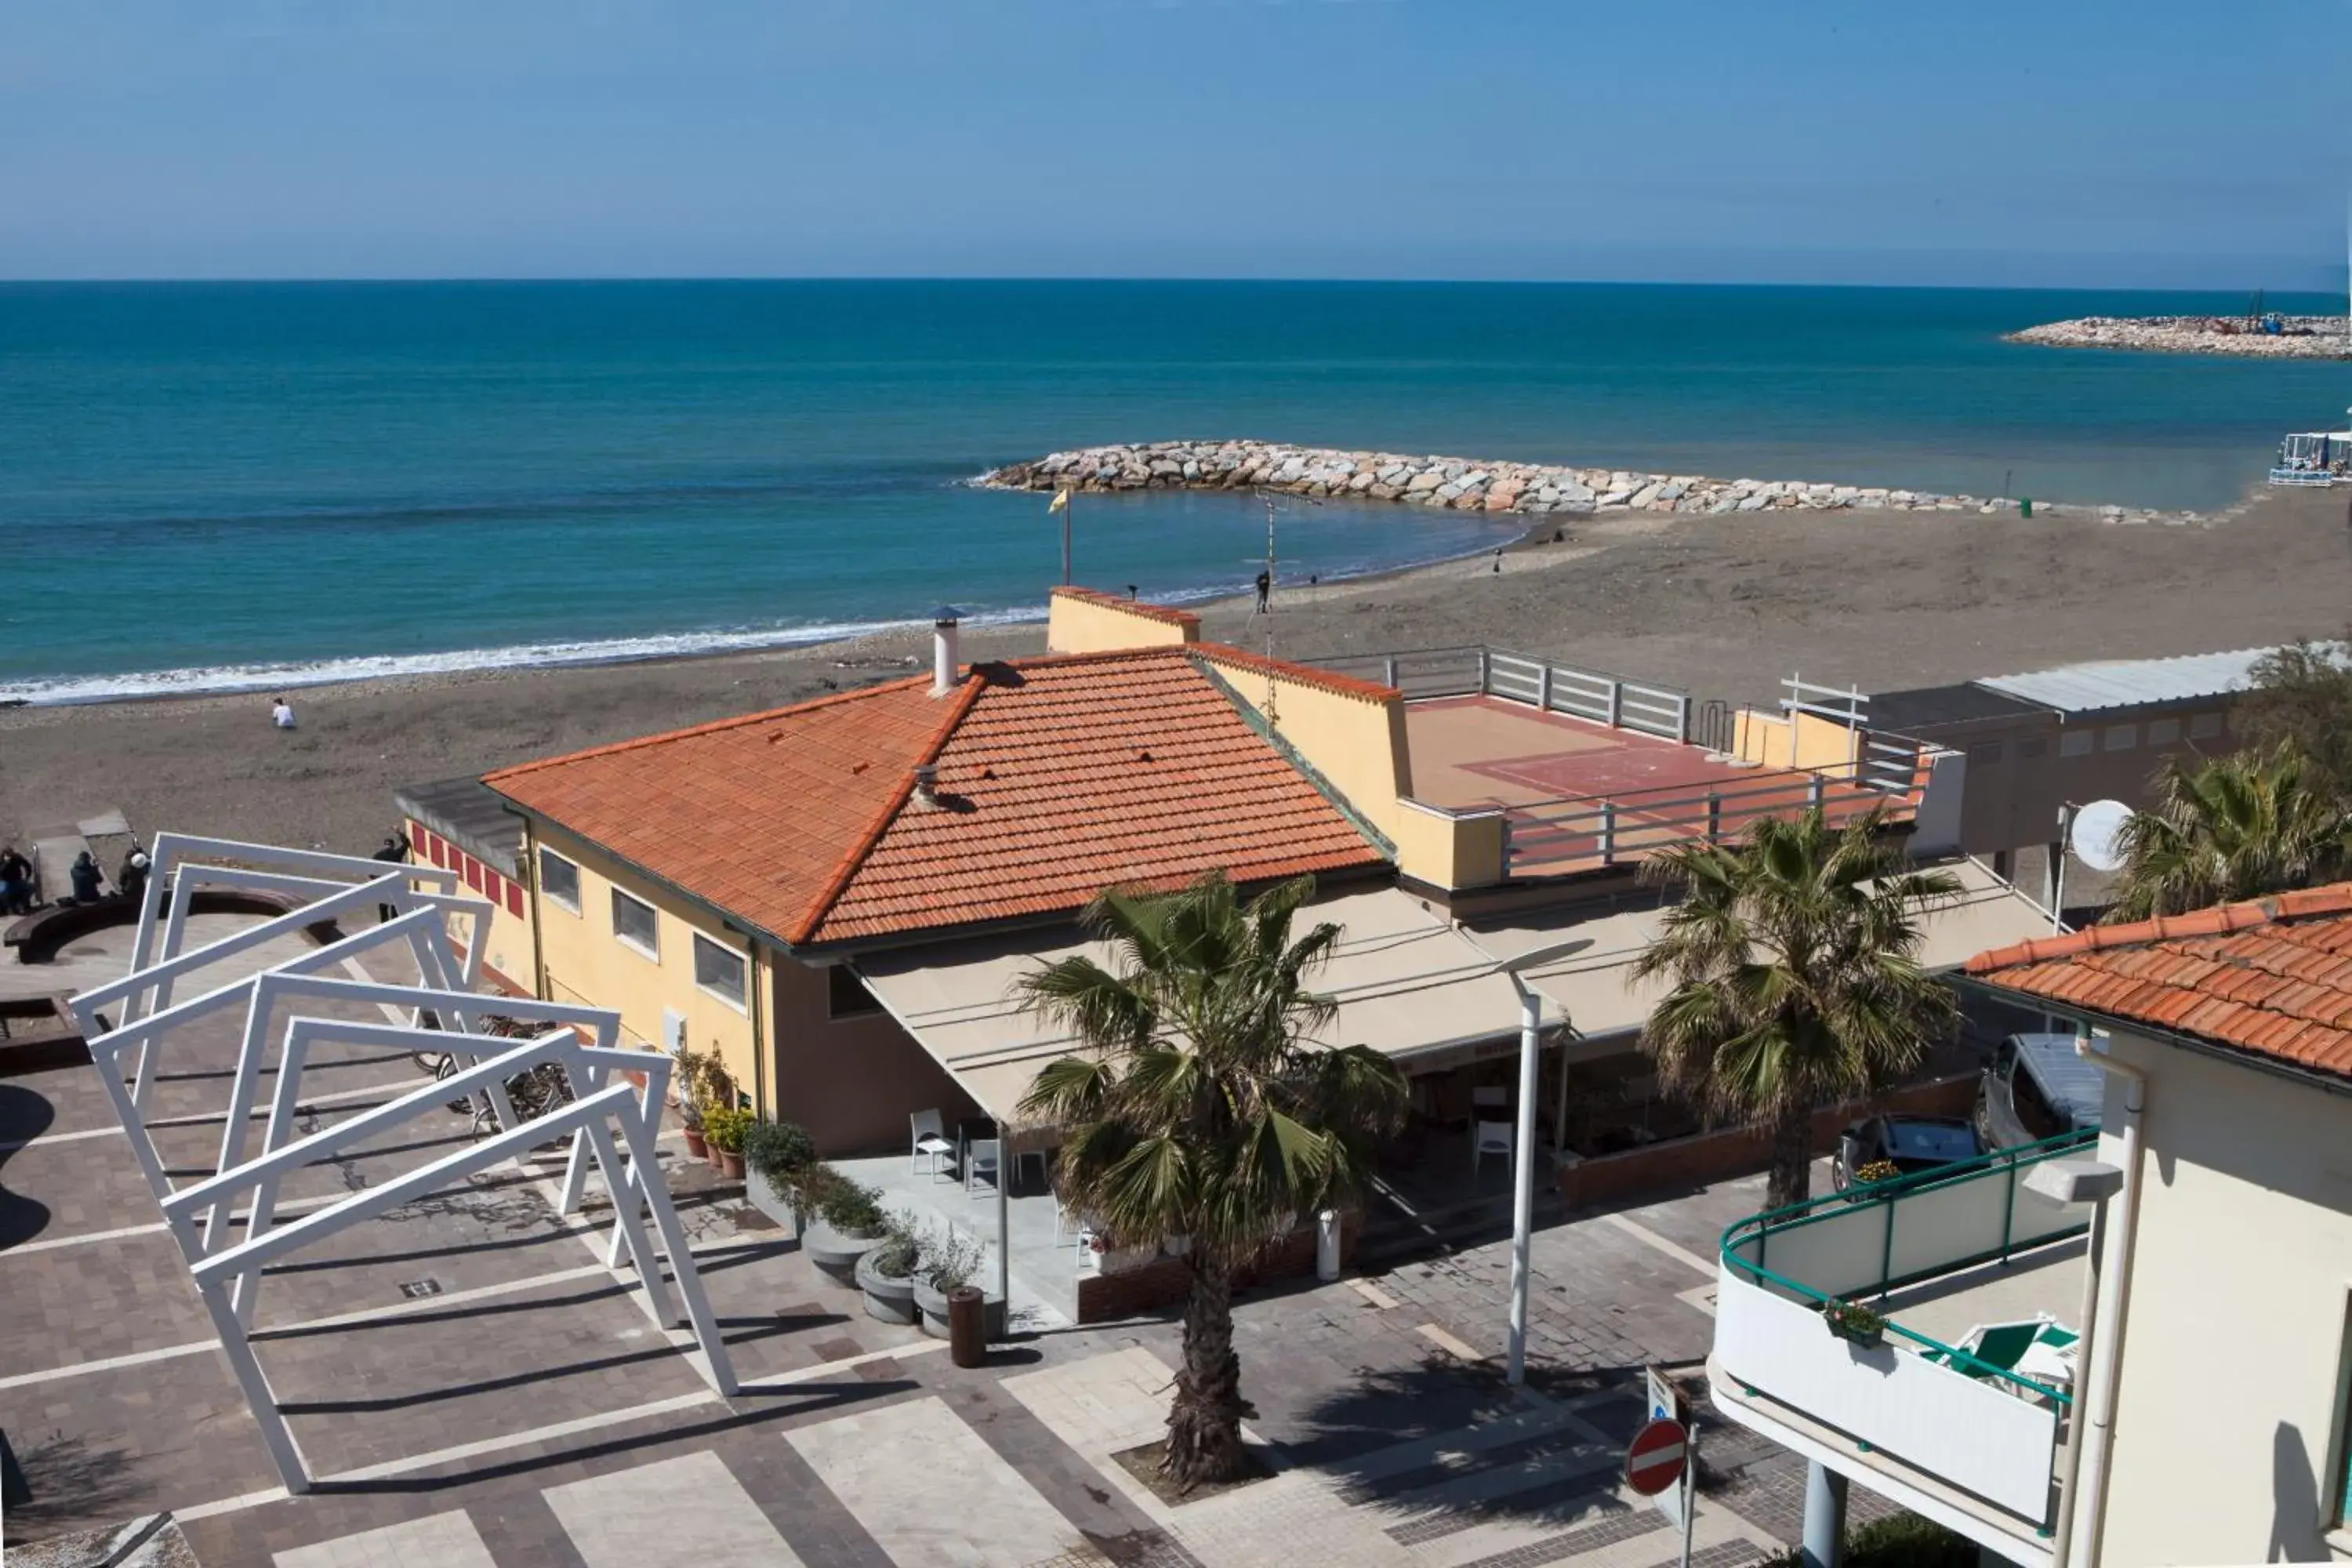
[242,1340,1788,1567]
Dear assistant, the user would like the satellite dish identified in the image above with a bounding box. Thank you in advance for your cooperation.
[2071,799,2134,873]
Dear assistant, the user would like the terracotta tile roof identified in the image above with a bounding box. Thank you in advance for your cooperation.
[1049,585,1201,631]
[1193,642,1403,703]
[1964,884,2352,1082]
[485,647,1386,949]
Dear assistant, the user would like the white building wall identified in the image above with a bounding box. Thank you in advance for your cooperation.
[2096,1029,2352,1565]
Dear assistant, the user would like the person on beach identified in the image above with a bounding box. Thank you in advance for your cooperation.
[117,848,150,906]
[1493,548,1504,574]
[371,832,408,922]
[68,850,104,904]
[270,696,297,729]
[1254,569,1271,613]
[0,846,31,915]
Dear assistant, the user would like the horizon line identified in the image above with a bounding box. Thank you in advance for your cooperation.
[1,274,2345,297]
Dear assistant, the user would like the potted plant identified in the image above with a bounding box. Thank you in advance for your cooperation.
[671,1044,728,1160]
[1820,1298,1886,1348]
[742,1117,815,1232]
[909,1224,1005,1341]
[853,1210,923,1325]
[702,1105,749,1180]
[801,1168,885,1287]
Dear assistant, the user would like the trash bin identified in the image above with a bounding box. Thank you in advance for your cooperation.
[948,1286,986,1367]
[2020,497,2033,519]
[1316,1209,1341,1283]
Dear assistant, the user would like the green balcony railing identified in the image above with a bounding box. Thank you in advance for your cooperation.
[1719,1127,2100,1404]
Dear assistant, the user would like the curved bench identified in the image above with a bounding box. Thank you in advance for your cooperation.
[4,891,347,967]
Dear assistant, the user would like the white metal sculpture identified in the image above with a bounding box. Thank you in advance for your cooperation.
[67,836,737,1494]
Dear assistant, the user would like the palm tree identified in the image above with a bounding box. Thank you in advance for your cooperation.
[1632,804,1962,1210]
[2104,743,2352,923]
[1017,872,1407,1489]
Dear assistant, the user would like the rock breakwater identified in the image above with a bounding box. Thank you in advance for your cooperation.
[2009,315,2350,359]
[982,440,2098,521]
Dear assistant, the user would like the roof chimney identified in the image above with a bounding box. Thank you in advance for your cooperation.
[911,761,941,808]
[931,605,963,696]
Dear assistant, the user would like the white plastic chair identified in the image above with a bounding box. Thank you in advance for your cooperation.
[965,1137,1002,1198]
[1472,1120,1513,1175]
[910,1109,954,1180]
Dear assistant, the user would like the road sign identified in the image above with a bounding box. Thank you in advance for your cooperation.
[1624,1417,1689,1497]
[1646,1369,1690,1526]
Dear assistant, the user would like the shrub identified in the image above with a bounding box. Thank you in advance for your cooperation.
[818,1171,886,1236]
[866,1210,921,1279]
[701,1105,750,1155]
[1761,1510,1976,1568]
[920,1225,985,1294]
[742,1119,815,1182]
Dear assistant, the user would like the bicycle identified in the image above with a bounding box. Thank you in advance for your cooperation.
[408,1014,575,1138]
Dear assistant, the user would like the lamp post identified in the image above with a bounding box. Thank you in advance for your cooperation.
[1484,935,1593,1386]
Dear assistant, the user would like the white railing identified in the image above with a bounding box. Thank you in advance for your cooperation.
[1312,644,1691,742]
[1499,756,1914,874]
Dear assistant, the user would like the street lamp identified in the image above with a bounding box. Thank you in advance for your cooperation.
[1481,935,1593,1386]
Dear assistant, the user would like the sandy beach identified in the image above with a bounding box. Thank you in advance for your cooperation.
[6,485,2347,858]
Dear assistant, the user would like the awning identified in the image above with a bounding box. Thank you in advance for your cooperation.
[854,887,1536,1127]
[1467,855,2056,1047]
[855,859,2054,1130]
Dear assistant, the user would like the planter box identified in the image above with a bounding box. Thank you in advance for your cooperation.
[804,1218,879,1287]
[746,1166,804,1236]
[913,1278,1006,1341]
[854,1250,920,1325]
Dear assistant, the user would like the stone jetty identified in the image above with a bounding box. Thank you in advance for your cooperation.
[2009,315,2350,359]
[982,440,2057,520]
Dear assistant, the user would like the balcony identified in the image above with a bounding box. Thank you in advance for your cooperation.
[1709,1131,2100,1562]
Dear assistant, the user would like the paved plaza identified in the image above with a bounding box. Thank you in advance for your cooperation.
[0,918,1847,1566]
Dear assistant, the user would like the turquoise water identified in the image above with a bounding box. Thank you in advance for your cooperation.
[3,280,2345,703]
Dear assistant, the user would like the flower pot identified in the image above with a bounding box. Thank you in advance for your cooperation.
[745,1164,804,1236]
[1822,1308,1885,1348]
[802,1218,879,1287]
[853,1250,920,1325]
[913,1276,1006,1341]
[682,1127,707,1160]
[717,1149,745,1181]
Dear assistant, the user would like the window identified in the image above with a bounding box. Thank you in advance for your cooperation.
[2060,730,2094,758]
[611,887,659,958]
[538,848,582,912]
[828,964,883,1020]
[2190,712,2224,740]
[2146,717,2182,746]
[1968,742,2005,765]
[2017,737,2049,760]
[2103,724,2136,752]
[693,934,747,1009]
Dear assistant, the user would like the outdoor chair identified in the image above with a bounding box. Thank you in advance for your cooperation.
[1472,1120,1513,1175]
[965,1137,1002,1198]
[1924,1314,2075,1400]
[909,1109,954,1180]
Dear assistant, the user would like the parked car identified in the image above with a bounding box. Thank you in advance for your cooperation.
[1977,1032,2105,1149]
[1830,1113,1985,1192]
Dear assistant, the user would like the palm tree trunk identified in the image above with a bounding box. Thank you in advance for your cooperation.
[1766,1100,1815,1210]
[1163,1253,1256,1488]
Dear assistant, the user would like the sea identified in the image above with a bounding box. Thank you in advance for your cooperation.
[3,280,2346,706]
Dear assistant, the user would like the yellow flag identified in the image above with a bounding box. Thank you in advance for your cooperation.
[1047,488,1070,514]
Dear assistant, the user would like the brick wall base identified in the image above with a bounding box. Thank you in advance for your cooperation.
[1074,1214,1359,1324]
[1555,1073,1980,1211]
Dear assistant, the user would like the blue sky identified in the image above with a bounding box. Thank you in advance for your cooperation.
[3,0,2346,288]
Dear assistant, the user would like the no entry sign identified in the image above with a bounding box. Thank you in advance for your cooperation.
[1624,1417,1689,1497]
